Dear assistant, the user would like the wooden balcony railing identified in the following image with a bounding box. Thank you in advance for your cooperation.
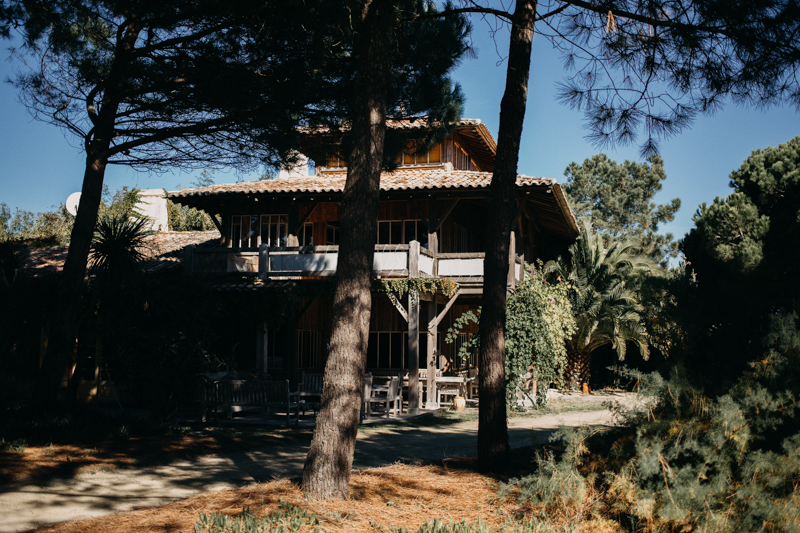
[185,240,524,286]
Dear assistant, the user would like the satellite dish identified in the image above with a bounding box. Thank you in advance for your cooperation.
[66,192,81,216]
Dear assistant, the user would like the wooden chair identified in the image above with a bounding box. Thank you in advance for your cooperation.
[299,372,324,417]
[369,375,402,418]
[361,373,373,420]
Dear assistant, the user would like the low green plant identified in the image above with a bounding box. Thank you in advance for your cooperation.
[195,501,319,533]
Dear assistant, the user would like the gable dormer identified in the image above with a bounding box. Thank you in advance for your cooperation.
[317,118,496,175]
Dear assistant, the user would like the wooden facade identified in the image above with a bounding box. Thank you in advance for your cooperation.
[169,119,578,410]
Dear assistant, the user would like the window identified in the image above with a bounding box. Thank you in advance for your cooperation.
[232,214,287,248]
[299,222,313,246]
[261,214,287,247]
[298,330,323,368]
[326,223,339,245]
[377,219,427,246]
[397,141,442,165]
[367,331,405,369]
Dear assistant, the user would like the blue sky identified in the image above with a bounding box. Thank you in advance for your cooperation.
[0,21,797,242]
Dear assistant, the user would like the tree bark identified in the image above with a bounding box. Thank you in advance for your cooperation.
[477,0,536,471]
[567,350,591,389]
[34,17,143,405]
[302,0,392,500]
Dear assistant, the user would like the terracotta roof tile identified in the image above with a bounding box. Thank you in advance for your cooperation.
[168,170,557,199]
[21,231,221,275]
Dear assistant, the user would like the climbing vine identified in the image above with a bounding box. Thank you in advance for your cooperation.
[374,277,458,298]
[446,262,575,407]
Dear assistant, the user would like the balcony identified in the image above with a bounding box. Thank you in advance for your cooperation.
[185,241,524,286]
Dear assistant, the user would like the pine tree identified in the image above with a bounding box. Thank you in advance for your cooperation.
[564,154,681,268]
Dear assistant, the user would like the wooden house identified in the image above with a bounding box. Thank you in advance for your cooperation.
[168,118,579,411]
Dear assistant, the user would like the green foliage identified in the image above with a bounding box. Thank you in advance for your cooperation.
[505,311,800,533]
[564,154,680,267]
[504,265,576,406]
[195,501,319,533]
[168,201,218,231]
[546,221,655,386]
[681,136,800,387]
[170,171,219,230]
[90,213,152,284]
[446,264,574,406]
[502,427,599,528]
[375,278,458,298]
[0,241,30,288]
[0,202,73,246]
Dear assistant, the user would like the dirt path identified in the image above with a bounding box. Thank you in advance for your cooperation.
[1,394,629,532]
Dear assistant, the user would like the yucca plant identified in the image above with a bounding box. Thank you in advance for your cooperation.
[546,221,655,388]
[89,213,152,286]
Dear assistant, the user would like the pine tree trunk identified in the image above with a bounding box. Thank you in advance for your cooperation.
[477,0,536,471]
[302,0,392,500]
[34,17,143,406]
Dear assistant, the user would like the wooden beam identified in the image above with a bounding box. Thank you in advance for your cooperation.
[297,202,319,228]
[408,240,420,278]
[409,200,430,231]
[428,288,460,330]
[387,292,409,323]
[408,291,420,414]
[508,230,516,289]
[434,199,460,232]
[425,300,438,409]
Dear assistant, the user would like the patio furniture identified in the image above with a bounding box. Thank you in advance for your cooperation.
[436,375,474,406]
[361,373,373,420]
[198,376,300,425]
[299,372,324,417]
[368,375,402,418]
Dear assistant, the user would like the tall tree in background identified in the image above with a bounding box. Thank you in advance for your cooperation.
[302,0,469,500]
[443,0,800,468]
[11,0,325,403]
[564,154,680,267]
[681,135,800,388]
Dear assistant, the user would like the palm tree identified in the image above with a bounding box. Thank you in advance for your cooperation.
[546,221,655,389]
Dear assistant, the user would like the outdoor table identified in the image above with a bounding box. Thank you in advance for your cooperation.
[436,375,474,398]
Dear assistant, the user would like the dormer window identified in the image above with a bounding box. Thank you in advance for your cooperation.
[397,141,441,165]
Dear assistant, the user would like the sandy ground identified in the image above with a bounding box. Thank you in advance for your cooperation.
[1,392,633,533]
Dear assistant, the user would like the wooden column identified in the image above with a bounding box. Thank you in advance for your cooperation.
[425,299,438,409]
[184,244,194,274]
[427,198,438,254]
[287,204,300,246]
[508,230,516,289]
[221,212,231,248]
[258,243,269,278]
[408,291,420,414]
[256,322,268,374]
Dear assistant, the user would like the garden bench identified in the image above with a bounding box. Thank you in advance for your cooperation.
[199,377,300,425]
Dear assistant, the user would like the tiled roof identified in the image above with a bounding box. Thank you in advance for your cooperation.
[22,231,220,275]
[168,170,557,199]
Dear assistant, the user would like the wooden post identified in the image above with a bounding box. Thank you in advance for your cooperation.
[184,244,194,274]
[425,300,438,409]
[428,198,438,254]
[508,230,516,289]
[258,243,269,278]
[408,291,420,414]
[409,240,419,277]
[287,205,300,246]
[221,212,231,248]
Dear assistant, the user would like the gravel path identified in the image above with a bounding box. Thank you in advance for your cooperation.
[1,392,632,532]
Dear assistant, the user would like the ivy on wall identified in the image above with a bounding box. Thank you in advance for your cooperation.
[374,277,458,298]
